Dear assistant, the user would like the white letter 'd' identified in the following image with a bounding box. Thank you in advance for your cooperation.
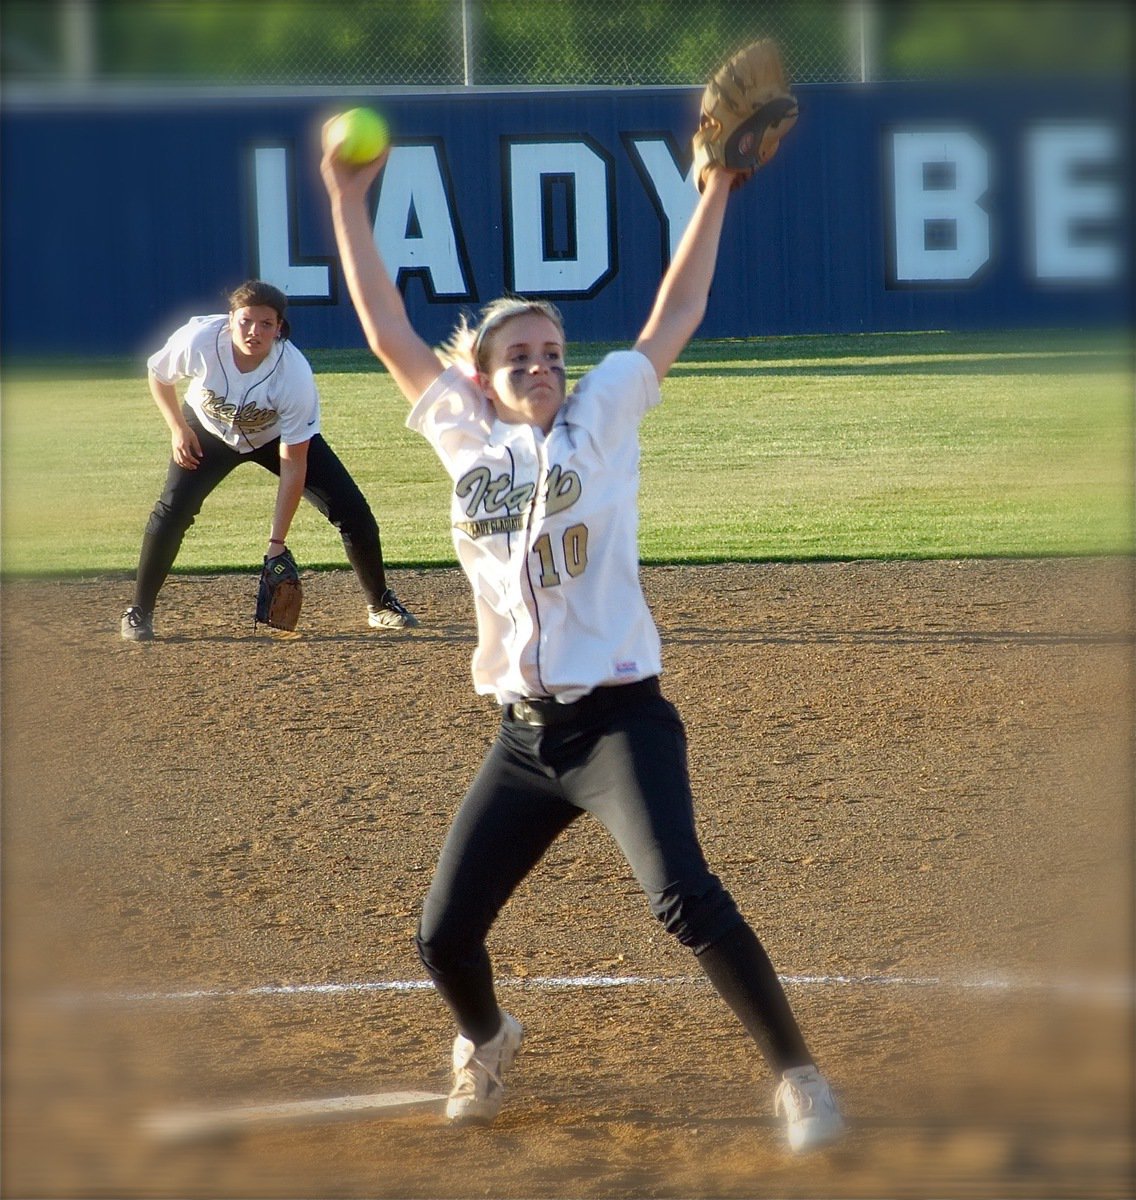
[507,141,614,296]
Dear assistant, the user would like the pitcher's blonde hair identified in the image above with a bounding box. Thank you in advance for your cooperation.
[440,297,565,375]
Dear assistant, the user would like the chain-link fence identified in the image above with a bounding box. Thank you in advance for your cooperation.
[459,1,870,87]
[0,1,873,89]
[1,0,1127,91]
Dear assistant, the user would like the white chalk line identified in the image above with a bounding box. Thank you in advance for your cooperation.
[142,1089,447,1142]
[66,970,1125,1143]
[50,970,1133,1009]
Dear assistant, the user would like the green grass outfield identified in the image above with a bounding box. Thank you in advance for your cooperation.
[1,329,1131,578]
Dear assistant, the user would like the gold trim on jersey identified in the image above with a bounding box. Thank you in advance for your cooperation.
[454,514,527,539]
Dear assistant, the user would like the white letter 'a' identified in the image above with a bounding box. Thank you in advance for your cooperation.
[375,144,472,299]
[891,130,991,284]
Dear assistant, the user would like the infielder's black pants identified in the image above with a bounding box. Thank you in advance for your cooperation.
[415,679,813,1074]
[132,407,388,612]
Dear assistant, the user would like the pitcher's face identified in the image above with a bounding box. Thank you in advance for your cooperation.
[480,313,567,433]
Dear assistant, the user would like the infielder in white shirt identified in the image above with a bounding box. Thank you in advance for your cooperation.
[319,127,845,1152]
[121,280,417,640]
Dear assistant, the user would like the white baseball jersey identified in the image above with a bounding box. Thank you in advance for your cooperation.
[408,349,664,704]
[147,314,320,451]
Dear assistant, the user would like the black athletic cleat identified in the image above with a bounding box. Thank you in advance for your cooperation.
[120,606,154,641]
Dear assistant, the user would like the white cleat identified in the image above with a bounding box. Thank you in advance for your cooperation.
[367,589,419,629]
[445,1012,523,1125]
[774,1064,846,1152]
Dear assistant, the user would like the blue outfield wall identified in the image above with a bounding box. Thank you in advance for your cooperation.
[0,80,1130,359]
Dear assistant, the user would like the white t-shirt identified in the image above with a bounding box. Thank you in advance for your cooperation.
[408,349,664,704]
[147,314,320,451]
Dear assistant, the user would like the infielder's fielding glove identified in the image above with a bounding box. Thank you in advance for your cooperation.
[255,548,302,635]
[692,39,798,192]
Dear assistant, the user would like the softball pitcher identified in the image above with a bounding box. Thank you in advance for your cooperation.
[317,86,844,1151]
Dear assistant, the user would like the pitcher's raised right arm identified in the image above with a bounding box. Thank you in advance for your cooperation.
[319,131,444,405]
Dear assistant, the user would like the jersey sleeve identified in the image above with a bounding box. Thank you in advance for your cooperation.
[405,365,495,477]
[565,349,661,442]
[145,314,223,383]
[274,345,321,445]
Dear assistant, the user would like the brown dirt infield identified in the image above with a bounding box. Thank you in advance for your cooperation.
[2,558,1133,1199]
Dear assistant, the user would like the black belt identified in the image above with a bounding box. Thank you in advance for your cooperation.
[504,676,661,727]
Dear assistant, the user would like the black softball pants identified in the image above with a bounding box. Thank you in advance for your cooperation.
[132,406,388,613]
[415,679,813,1075]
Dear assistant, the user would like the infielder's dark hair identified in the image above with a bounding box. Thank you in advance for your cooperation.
[227,279,291,340]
